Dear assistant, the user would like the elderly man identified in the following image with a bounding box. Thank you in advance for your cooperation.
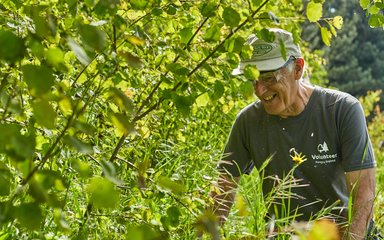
[212,28,377,239]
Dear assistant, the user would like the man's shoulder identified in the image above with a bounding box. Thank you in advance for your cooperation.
[237,100,263,117]
[316,87,359,107]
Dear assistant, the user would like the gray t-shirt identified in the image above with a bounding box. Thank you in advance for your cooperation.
[219,86,376,221]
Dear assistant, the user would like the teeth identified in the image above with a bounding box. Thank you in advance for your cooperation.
[264,95,274,101]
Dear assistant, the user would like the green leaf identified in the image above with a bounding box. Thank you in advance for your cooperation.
[45,47,67,71]
[243,65,259,80]
[240,81,255,100]
[172,94,194,117]
[368,14,384,27]
[257,28,275,42]
[199,1,216,17]
[0,30,25,63]
[223,7,240,28]
[11,134,35,160]
[94,0,120,16]
[22,65,55,96]
[86,177,120,209]
[33,11,54,39]
[279,38,287,61]
[53,209,70,231]
[71,159,92,178]
[125,225,161,240]
[225,36,245,53]
[0,168,12,196]
[166,63,190,76]
[167,206,181,227]
[320,27,331,46]
[204,26,221,42]
[195,92,210,107]
[14,203,43,230]
[360,0,370,9]
[130,0,148,10]
[67,37,91,65]
[109,87,135,113]
[306,2,323,22]
[210,82,225,101]
[110,113,135,135]
[79,24,107,52]
[0,124,21,153]
[118,51,143,68]
[31,100,57,129]
[63,135,94,154]
[74,121,97,135]
[180,27,193,44]
[157,176,185,195]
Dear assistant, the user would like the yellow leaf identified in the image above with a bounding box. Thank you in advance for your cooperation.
[333,16,343,30]
[320,27,331,46]
[127,35,146,46]
[308,219,339,240]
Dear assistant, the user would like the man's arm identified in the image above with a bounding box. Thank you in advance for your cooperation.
[342,168,376,240]
[209,174,240,225]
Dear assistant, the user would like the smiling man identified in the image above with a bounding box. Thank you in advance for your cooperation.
[211,28,378,239]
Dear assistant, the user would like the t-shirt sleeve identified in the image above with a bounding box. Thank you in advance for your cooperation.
[338,99,376,172]
[217,113,253,177]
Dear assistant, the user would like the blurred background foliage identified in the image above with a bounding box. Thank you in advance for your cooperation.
[0,0,382,239]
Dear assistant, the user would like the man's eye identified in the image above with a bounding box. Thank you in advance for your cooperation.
[259,76,275,82]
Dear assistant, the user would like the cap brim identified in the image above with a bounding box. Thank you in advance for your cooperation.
[231,57,289,76]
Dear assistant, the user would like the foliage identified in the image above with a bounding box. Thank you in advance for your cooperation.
[0,0,380,239]
[302,0,384,107]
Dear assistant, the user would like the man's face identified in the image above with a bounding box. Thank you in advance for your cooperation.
[252,60,301,117]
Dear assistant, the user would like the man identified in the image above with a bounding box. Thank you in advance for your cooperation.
[212,28,377,239]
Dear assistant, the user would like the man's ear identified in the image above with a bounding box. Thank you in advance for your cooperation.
[294,58,305,80]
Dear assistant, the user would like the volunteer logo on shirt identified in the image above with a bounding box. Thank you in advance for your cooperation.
[312,141,337,165]
[317,141,329,153]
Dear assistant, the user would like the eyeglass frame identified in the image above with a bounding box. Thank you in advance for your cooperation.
[251,56,297,86]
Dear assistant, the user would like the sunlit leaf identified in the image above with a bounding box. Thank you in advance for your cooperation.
[45,47,67,71]
[125,225,161,240]
[126,35,146,46]
[110,113,135,135]
[240,81,254,100]
[67,37,91,65]
[31,100,57,129]
[0,124,21,153]
[223,7,240,28]
[22,65,55,96]
[306,2,323,22]
[204,26,221,42]
[79,24,107,52]
[14,203,43,230]
[86,177,120,209]
[73,121,97,135]
[72,159,92,178]
[94,0,120,16]
[368,14,384,27]
[59,97,73,116]
[130,0,148,10]
[54,209,70,231]
[110,87,134,113]
[243,65,259,80]
[118,51,143,68]
[0,168,12,196]
[195,92,210,107]
[180,27,193,44]
[308,219,339,240]
[333,16,343,30]
[63,135,94,154]
[320,27,331,46]
[257,28,275,42]
[157,176,185,195]
[0,30,25,63]
[360,0,370,9]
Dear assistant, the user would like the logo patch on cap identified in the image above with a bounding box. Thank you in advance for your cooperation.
[252,44,273,57]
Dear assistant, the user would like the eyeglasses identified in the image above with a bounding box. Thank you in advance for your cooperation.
[253,56,296,86]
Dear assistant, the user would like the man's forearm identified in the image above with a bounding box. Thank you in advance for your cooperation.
[343,168,376,240]
[210,175,239,225]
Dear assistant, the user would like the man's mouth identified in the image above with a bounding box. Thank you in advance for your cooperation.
[263,94,276,101]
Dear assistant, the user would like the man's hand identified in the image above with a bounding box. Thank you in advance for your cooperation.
[342,168,376,240]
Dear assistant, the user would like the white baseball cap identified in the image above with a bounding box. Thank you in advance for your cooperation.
[232,28,302,75]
